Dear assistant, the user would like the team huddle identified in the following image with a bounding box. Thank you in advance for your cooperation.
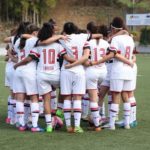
[4,16,137,133]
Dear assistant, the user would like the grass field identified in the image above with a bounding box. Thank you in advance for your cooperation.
[0,55,150,150]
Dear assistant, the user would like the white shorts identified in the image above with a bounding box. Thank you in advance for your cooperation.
[101,79,110,87]
[60,70,86,95]
[110,79,134,92]
[5,68,15,90]
[130,63,137,90]
[13,69,38,95]
[86,68,107,89]
[37,72,60,95]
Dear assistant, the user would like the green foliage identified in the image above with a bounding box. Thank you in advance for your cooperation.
[140,27,150,45]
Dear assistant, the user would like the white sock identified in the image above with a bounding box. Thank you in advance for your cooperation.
[90,102,100,127]
[13,99,18,124]
[63,100,72,127]
[82,99,90,117]
[108,95,112,118]
[51,91,57,113]
[16,101,25,126]
[39,96,44,114]
[31,102,39,128]
[9,97,14,122]
[45,114,52,127]
[24,100,31,125]
[73,100,82,127]
[129,96,136,122]
[7,95,11,118]
[58,103,63,110]
[109,103,119,128]
[123,102,131,126]
[100,102,105,118]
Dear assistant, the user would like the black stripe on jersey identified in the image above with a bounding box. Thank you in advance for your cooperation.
[83,46,90,50]
[29,54,39,62]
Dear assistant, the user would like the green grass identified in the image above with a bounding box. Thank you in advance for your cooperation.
[0,55,150,150]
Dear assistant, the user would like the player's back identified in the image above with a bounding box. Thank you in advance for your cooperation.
[110,35,135,80]
[36,42,63,74]
[61,33,89,73]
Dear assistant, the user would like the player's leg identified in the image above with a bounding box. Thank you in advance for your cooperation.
[61,71,73,132]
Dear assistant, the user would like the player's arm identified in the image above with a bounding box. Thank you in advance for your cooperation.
[21,34,33,39]
[7,49,18,63]
[91,51,115,66]
[63,54,76,63]
[65,48,90,69]
[132,54,136,63]
[14,51,39,69]
[115,53,134,67]
[108,30,129,42]
[38,35,69,45]
[4,37,12,43]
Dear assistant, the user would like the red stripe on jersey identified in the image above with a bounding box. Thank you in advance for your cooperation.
[109,47,117,51]
[117,50,121,54]
[64,109,72,112]
[30,50,40,58]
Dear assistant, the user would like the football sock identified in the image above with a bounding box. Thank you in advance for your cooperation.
[123,102,131,126]
[73,100,82,127]
[31,102,39,128]
[45,114,52,127]
[63,100,72,127]
[90,102,100,127]
[24,100,31,125]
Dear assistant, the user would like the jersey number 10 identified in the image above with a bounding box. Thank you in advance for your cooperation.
[43,49,55,64]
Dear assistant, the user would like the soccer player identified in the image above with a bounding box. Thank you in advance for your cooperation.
[91,17,135,130]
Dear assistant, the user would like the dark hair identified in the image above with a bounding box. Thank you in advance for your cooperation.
[111,17,124,29]
[62,22,78,35]
[19,24,39,49]
[13,21,31,44]
[49,18,56,25]
[98,25,108,38]
[36,22,54,44]
[78,28,87,34]
[86,21,97,34]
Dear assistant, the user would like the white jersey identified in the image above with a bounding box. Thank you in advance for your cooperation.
[110,35,134,80]
[23,37,38,70]
[61,33,90,73]
[31,42,66,74]
[84,38,109,69]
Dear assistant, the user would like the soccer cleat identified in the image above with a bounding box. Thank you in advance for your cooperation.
[74,126,84,133]
[19,125,27,131]
[46,126,53,133]
[5,117,11,124]
[101,123,110,129]
[66,126,74,133]
[108,125,116,130]
[88,126,102,132]
[133,120,138,127]
[31,127,44,132]
[124,125,130,129]
[56,109,64,121]
[16,122,20,128]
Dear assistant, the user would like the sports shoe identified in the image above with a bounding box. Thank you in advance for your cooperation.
[19,125,27,131]
[66,126,74,133]
[88,126,102,132]
[74,126,84,133]
[31,127,44,132]
[5,117,11,124]
[56,109,64,121]
[101,123,110,129]
[124,125,130,129]
[46,126,53,133]
[108,125,115,130]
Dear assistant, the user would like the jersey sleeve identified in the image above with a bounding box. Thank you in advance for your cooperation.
[109,37,118,54]
[29,47,40,61]
[58,44,67,57]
